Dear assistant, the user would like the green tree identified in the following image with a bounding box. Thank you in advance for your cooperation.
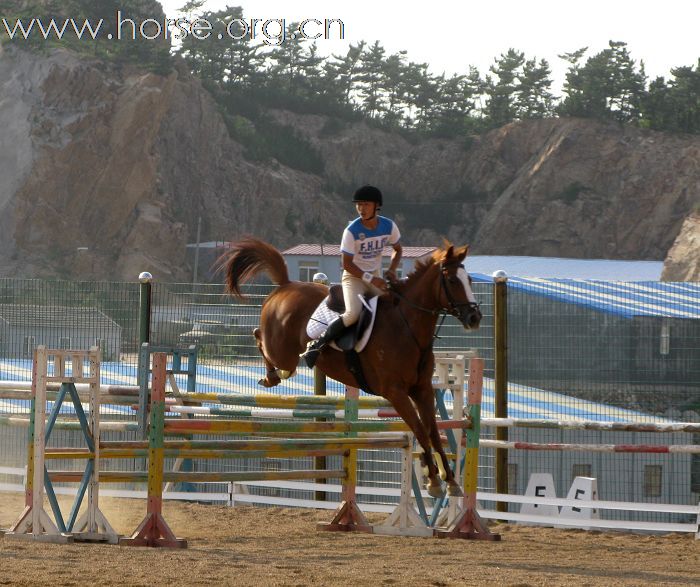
[356,41,387,118]
[432,73,477,136]
[381,50,408,126]
[516,58,555,118]
[175,7,231,82]
[642,61,700,133]
[559,42,645,123]
[486,49,525,127]
[267,21,316,96]
[558,47,589,117]
[322,42,365,107]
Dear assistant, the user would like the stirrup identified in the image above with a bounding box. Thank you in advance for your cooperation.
[300,342,322,368]
[299,341,317,359]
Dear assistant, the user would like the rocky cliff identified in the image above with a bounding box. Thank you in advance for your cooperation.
[661,212,700,281]
[0,46,698,282]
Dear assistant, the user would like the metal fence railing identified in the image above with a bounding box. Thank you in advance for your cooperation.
[0,276,697,522]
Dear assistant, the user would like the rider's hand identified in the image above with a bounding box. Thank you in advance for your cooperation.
[370,276,388,291]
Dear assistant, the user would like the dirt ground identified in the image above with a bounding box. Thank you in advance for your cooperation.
[0,492,697,586]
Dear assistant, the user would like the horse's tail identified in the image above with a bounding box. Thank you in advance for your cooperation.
[218,237,290,298]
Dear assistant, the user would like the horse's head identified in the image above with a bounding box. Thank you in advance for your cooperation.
[434,242,482,330]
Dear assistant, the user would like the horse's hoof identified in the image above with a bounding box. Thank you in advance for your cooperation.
[447,484,464,498]
[427,482,445,499]
[258,376,280,388]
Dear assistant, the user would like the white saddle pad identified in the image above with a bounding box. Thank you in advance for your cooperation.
[306,295,378,353]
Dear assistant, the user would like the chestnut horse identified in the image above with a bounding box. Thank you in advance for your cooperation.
[220,238,482,497]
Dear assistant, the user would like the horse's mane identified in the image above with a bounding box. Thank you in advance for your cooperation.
[393,248,443,293]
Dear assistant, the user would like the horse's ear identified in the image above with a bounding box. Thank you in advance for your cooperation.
[441,238,455,260]
[456,244,469,261]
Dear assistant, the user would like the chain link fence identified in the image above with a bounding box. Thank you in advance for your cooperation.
[0,276,697,521]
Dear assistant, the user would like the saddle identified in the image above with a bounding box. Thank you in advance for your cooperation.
[306,285,378,352]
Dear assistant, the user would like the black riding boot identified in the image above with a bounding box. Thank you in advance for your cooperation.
[300,317,346,369]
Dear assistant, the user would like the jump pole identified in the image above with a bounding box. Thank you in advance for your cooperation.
[436,357,500,540]
[121,352,187,548]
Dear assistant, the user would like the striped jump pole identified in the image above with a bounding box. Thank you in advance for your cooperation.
[121,352,187,548]
[480,417,700,434]
[164,404,400,421]
[162,417,468,436]
[0,416,140,433]
[480,440,700,454]
[168,391,392,410]
[436,357,500,540]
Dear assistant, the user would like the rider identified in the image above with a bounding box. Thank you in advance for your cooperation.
[301,185,402,368]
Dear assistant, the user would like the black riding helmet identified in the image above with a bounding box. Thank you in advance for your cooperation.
[352,185,383,207]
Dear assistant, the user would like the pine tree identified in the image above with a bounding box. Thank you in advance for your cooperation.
[356,41,387,118]
[486,49,525,127]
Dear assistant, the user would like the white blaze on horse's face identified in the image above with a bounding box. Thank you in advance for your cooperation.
[456,266,477,306]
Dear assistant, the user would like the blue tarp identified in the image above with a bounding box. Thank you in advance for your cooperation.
[472,275,700,319]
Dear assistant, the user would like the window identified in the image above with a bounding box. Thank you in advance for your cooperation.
[59,337,71,350]
[572,463,592,481]
[299,261,319,282]
[643,465,663,498]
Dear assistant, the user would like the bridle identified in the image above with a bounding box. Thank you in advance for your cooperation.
[390,262,481,334]
[390,261,481,356]
[438,263,481,323]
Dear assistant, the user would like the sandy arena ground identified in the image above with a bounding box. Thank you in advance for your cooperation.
[0,492,698,586]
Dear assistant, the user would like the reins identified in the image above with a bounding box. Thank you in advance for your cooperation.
[388,262,477,342]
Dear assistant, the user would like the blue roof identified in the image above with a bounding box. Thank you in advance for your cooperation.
[466,256,663,280]
[471,276,700,319]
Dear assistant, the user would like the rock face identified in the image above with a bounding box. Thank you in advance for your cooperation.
[0,46,699,281]
[661,212,700,281]
[0,47,343,281]
[279,111,699,261]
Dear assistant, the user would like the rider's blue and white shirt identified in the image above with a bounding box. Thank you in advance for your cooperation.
[340,216,401,273]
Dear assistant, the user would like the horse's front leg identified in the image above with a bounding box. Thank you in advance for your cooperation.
[386,385,444,498]
[412,383,463,498]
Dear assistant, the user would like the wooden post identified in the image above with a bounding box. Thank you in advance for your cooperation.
[71,348,119,543]
[136,272,153,439]
[313,367,327,501]
[317,386,372,533]
[435,358,500,540]
[121,353,187,548]
[6,347,67,542]
[493,272,509,512]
